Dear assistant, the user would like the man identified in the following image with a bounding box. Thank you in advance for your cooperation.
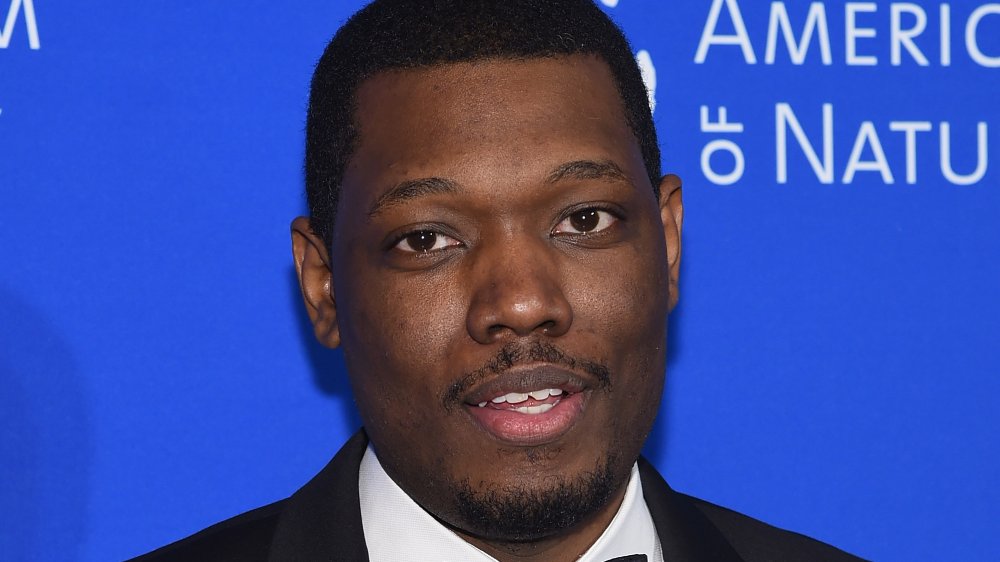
[137,1,864,560]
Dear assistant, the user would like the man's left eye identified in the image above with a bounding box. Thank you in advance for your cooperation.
[553,208,618,235]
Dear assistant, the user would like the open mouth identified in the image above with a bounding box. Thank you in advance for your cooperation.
[474,388,566,414]
[462,366,590,446]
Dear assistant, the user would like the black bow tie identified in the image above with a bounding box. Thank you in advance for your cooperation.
[605,556,648,562]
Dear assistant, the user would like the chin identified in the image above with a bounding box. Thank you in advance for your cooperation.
[440,444,627,542]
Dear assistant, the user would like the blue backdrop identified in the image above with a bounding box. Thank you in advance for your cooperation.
[1,1,997,560]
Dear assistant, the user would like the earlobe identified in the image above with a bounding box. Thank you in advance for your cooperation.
[291,217,341,349]
[657,174,683,311]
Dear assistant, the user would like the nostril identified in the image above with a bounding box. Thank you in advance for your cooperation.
[537,320,557,334]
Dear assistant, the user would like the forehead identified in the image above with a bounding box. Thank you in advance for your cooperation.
[353,53,627,128]
[341,55,640,199]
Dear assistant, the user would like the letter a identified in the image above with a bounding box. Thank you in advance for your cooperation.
[695,0,757,63]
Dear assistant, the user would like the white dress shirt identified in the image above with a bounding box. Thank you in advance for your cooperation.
[359,445,663,561]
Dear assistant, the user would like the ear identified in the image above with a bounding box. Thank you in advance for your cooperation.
[657,174,683,311]
[291,217,341,348]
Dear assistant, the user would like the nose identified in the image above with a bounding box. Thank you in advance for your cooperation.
[466,239,573,344]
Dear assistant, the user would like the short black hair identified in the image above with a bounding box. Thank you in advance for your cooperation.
[306,0,660,246]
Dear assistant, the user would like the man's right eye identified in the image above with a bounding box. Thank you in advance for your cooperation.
[393,230,461,254]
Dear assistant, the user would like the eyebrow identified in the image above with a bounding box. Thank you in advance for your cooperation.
[545,159,631,185]
[367,177,460,218]
[366,159,630,218]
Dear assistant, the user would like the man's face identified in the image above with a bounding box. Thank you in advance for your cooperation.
[294,55,682,546]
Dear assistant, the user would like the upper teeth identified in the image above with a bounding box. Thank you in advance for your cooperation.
[488,388,563,405]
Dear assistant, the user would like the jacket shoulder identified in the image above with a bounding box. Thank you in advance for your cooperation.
[684,494,869,562]
[128,500,286,562]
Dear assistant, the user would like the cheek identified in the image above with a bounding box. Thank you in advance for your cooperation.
[380,271,467,351]
[565,231,669,413]
[338,267,468,404]
[569,242,669,344]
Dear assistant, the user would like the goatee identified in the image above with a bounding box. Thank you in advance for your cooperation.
[448,452,622,542]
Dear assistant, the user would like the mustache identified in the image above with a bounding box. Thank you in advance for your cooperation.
[444,340,611,407]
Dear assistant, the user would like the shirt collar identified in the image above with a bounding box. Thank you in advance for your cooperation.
[359,445,661,561]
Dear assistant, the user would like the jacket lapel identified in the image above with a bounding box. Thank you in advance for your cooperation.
[638,458,745,562]
[269,430,370,561]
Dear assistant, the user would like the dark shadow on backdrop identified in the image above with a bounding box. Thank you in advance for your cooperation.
[288,269,362,433]
[0,286,91,562]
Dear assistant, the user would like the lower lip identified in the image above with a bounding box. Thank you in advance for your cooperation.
[464,392,587,446]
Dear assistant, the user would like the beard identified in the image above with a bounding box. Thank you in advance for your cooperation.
[445,450,623,543]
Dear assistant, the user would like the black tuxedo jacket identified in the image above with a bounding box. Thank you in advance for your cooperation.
[133,431,865,561]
